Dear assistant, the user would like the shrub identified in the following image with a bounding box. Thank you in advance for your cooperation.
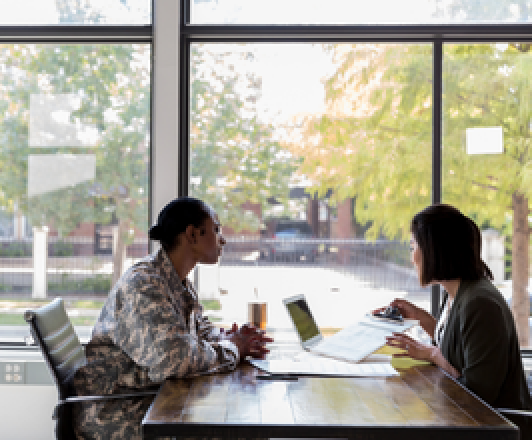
[50,240,74,257]
[0,242,31,257]
[48,275,111,294]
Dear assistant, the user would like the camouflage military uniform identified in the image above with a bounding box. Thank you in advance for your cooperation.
[72,248,238,440]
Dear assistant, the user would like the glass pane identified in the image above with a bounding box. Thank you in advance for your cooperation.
[0,0,151,25]
[0,43,151,343]
[191,0,532,25]
[442,43,532,348]
[190,42,432,348]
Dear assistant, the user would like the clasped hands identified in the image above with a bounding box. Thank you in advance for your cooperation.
[221,322,273,361]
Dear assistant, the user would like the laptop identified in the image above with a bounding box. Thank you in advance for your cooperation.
[283,294,417,364]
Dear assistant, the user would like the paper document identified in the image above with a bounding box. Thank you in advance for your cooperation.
[309,316,418,364]
[250,357,398,377]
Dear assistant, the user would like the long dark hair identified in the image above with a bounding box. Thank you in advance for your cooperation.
[148,197,211,252]
[411,204,493,285]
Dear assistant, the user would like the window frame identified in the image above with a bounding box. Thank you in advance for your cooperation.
[0,5,153,348]
[3,2,530,349]
[178,0,532,338]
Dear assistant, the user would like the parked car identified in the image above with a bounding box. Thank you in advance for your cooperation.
[261,220,318,262]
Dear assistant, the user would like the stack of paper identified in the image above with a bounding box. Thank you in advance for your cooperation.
[250,357,398,377]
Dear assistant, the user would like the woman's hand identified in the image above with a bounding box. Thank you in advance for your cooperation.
[373,298,422,321]
[224,322,274,361]
[386,332,460,379]
[374,298,437,338]
[386,332,434,362]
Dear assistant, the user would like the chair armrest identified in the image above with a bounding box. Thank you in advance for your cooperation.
[57,390,157,406]
[52,390,157,420]
[497,408,532,417]
[61,390,158,405]
[53,390,158,419]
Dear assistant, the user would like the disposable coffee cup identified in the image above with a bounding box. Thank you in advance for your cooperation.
[248,302,267,330]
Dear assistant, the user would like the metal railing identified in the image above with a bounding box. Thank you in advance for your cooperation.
[0,236,425,296]
[220,237,426,293]
[0,237,148,296]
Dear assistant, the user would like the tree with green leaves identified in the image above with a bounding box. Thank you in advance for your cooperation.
[0,42,150,287]
[189,44,297,232]
[442,0,532,345]
[289,44,432,239]
[0,41,295,291]
[0,0,151,288]
[292,40,532,345]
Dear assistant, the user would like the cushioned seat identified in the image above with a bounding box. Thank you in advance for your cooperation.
[25,298,156,440]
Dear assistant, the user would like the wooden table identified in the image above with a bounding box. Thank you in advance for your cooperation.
[142,363,517,439]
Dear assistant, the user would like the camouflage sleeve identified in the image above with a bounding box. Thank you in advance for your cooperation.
[196,312,217,340]
[111,274,237,382]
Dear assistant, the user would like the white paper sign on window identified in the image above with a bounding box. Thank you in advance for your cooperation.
[28,154,96,197]
[466,126,503,155]
[29,94,99,147]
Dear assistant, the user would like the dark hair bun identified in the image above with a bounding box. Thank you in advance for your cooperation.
[148,224,162,240]
[149,197,212,252]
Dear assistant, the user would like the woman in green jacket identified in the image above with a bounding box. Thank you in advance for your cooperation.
[383,204,531,412]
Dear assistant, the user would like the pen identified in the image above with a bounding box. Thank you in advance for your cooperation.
[257,374,299,381]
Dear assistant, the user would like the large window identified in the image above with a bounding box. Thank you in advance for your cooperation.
[183,1,532,349]
[0,1,151,344]
[443,43,532,347]
[3,1,532,352]
[189,42,433,332]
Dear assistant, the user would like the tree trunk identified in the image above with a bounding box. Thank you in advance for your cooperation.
[112,219,128,287]
[512,192,530,347]
[308,194,319,237]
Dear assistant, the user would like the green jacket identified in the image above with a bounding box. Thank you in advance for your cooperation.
[440,278,531,410]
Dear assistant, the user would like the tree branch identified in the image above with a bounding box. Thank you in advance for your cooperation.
[471,180,499,191]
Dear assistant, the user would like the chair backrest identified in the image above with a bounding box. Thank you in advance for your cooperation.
[24,298,86,400]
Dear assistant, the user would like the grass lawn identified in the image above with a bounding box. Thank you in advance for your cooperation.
[200,299,221,311]
[0,298,219,326]
[0,298,101,326]
[0,313,97,326]
[0,298,104,310]
[1,298,219,310]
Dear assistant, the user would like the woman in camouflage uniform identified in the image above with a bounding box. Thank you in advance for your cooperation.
[72,197,272,439]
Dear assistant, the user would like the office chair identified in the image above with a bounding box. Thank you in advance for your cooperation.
[24,298,156,440]
[497,408,532,439]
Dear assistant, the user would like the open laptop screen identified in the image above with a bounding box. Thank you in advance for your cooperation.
[284,297,320,343]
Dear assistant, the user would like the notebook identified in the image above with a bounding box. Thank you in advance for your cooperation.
[283,294,418,364]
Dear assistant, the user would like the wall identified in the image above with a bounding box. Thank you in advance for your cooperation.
[0,350,56,440]
[0,385,56,440]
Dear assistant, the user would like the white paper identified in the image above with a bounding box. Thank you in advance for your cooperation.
[466,126,503,155]
[309,316,418,364]
[250,357,398,377]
